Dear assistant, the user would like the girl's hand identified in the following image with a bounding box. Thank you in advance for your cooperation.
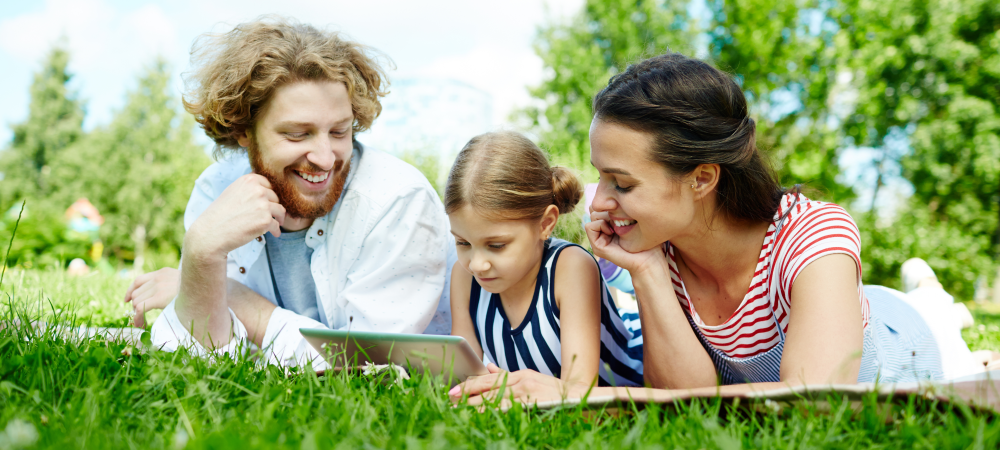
[585,211,669,279]
[123,267,180,328]
[449,363,584,408]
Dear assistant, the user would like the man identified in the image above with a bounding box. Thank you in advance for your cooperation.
[128,18,454,366]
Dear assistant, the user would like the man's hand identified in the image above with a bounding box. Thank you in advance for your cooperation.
[186,174,286,260]
[123,267,180,328]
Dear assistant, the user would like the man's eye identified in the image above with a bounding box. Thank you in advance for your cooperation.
[286,132,308,139]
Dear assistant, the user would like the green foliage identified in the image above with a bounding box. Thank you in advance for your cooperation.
[399,146,444,198]
[836,0,1000,298]
[0,51,209,272]
[50,59,210,268]
[0,45,85,204]
[521,0,695,184]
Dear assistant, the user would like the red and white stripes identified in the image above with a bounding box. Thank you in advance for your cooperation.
[667,193,869,358]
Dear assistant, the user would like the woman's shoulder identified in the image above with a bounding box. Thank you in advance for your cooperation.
[776,193,859,233]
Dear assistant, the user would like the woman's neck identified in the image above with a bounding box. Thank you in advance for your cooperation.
[671,214,771,294]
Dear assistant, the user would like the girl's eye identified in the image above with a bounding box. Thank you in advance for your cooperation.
[456,240,471,247]
[488,243,506,249]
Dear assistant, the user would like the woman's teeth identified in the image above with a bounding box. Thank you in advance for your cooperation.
[296,171,329,183]
[613,220,637,227]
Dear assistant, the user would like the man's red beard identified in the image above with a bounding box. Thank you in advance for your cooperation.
[247,138,350,220]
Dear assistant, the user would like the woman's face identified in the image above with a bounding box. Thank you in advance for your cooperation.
[589,119,698,252]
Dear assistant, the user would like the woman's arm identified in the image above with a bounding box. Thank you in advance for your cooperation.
[449,261,484,359]
[552,247,604,387]
[585,212,717,389]
[780,253,863,384]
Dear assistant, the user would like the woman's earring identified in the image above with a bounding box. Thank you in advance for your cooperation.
[690,184,696,189]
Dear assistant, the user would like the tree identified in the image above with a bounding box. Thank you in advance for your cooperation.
[708,0,855,203]
[0,45,85,206]
[835,0,1000,298]
[51,60,210,273]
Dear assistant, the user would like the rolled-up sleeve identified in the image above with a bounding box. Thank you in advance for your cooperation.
[335,186,448,333]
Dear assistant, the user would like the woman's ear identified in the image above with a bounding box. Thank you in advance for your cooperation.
[539,205,560,240]
[691,164,721,200]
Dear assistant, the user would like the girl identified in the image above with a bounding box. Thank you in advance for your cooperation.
[446,131,643,388]
[451,53,943,406]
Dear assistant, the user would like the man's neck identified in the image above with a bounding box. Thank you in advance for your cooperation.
[282,216,315,232]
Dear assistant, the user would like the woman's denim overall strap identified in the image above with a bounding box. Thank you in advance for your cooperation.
[680,195,798,385]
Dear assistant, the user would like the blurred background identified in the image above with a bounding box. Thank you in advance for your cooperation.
[0,0,997,303]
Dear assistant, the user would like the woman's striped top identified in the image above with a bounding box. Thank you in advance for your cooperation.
[470,238,644,386]
[667,193,869,358]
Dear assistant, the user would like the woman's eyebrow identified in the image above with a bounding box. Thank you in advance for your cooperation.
[602,168,632,176]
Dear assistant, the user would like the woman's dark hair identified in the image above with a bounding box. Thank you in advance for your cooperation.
[592,52,785,223]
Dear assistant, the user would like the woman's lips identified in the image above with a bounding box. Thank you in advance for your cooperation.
[477,277,498,283]
[610,218,637,236]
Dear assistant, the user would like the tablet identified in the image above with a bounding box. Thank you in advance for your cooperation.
[299,328,488,384]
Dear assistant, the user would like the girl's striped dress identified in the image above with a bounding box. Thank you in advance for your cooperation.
[469,238,644,386]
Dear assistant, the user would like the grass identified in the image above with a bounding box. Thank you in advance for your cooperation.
[3,270,1000,448]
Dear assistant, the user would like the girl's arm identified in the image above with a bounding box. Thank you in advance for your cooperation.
[449,261,484,359]
[552,246,604,388]
[450,253,865,405]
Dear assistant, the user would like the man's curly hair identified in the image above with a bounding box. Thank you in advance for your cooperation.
[183,16,390,158]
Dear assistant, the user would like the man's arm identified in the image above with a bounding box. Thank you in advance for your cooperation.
[174,173,285,348]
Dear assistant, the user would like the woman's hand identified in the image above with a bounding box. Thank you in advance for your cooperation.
[449,363,588,408]
[123,267,180,328]
[585,211,669,279]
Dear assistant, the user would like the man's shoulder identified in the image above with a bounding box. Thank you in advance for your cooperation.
[195,154,253,197]
[348,146,438,207]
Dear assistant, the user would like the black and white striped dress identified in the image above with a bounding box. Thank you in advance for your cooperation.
[470,238,644,386]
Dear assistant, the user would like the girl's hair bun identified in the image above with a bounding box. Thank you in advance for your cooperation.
[551,166,582,214]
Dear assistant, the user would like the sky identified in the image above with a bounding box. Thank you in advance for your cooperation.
[0,0,585,146]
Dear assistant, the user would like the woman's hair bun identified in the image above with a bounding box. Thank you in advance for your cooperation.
[551,166,582,214]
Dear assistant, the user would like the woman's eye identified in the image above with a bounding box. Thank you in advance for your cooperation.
[614,182,632,193]
[488,243,506,249]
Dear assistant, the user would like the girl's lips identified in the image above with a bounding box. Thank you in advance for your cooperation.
[477,277,498,283]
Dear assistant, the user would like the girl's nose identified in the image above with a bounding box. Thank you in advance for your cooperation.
[469,253,491,273]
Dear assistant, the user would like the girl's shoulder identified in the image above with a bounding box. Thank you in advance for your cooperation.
[550,239,601,302]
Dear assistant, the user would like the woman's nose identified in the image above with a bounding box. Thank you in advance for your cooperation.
[591,180,617,213]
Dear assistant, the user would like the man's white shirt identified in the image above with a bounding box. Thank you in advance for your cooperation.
[151,144,455,367]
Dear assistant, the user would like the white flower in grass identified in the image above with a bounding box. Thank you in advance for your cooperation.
[0,419,39,449]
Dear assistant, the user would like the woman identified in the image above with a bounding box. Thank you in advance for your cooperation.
[450,53,942,406]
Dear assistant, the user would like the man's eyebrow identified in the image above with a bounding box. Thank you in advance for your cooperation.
[275,118,353,128]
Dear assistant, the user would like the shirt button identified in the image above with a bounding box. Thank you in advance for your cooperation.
[239,267,246,274]
[317,229,324,236]
[256,236,263,242]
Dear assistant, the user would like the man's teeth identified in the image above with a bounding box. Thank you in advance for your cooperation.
[296,171,329,183]
[613,220,636,227]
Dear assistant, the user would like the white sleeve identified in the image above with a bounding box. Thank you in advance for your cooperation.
[337,186,448,333]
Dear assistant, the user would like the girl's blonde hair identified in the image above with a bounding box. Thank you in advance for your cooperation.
[445,131,582,221]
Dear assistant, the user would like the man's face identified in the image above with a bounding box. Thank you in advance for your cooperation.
[239,80,354,220]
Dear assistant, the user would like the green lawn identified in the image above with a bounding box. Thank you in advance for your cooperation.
[3,269,1000,448]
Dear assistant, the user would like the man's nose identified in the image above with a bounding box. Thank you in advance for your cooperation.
[307,133,337,171]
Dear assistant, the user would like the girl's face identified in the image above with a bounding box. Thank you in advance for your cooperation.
[449,205,557,295]
[589,119,699,252]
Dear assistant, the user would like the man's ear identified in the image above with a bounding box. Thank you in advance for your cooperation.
[691,164,721,200]
[236,129,250,148]
[539,204,560,240]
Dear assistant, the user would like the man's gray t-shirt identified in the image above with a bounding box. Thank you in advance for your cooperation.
[264,229,325,325]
